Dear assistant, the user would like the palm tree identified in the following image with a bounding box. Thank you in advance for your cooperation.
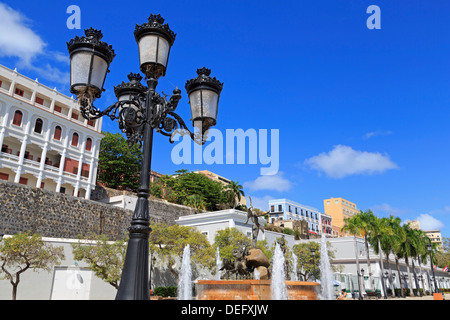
[185,194,206,211]
[343,210,376,291]
[227,180,245,209]
[389,218,406,297]
[368,215,393,298]
[378,215,402,297]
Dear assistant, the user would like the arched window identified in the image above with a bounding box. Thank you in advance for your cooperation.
[54,126,62,140]
[12,110,23,126]
[85,138,92,151]
[71,133,79,147]
[34,118,43,134]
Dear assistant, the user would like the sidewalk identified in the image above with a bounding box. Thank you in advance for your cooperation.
[372,293,449,300]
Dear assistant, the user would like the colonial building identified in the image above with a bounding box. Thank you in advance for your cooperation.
[323,197,359,236]
[0,64,104,199]
[268,198,332,237]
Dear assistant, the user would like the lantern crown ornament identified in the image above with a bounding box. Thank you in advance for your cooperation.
[134,14,177,79]
[67,28,116,108]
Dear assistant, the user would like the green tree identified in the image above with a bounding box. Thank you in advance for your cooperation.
[97,131,143,191]
[226,180,245,209]
[436,237,450,269]
[213,228,252,261]
[149,223,215,282]
[157,171,229,211]
[342,210,377,290]
[71,233,127,290]
[292,241,320,281]
[0,232,65,300]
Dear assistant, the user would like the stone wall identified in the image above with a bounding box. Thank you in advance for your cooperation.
[0,181,196,240]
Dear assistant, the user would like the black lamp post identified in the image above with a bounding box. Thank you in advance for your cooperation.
[67,14,223,300]
[427,243,438,293]
[311,248,316,281]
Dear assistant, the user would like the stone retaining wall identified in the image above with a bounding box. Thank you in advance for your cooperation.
[0,181,195,240]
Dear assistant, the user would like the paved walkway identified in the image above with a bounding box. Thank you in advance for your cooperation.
[361,293,449,300]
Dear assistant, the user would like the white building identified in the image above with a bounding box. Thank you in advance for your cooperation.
[176,209,296,248]
[268,198,333,237]
[0,65,104,199]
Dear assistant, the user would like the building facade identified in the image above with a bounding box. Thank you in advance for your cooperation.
[0,65,104,199]
[323,197,359,235]
[268,198,332,237]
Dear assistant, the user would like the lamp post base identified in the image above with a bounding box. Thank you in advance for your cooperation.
[115,223,151,300]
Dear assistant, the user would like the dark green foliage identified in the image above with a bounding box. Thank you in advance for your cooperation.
[153,286,178,297]
[97,132,143,192]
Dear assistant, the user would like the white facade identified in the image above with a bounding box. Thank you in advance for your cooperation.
[176,209,296,248]
[0,65,104,199]
[268,198,332,237]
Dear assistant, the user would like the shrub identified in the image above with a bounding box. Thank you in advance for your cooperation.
[154,286,177,298]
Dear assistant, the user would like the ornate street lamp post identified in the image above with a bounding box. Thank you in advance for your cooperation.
[67,14,223,300]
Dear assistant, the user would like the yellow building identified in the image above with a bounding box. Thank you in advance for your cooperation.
[323,197,359,232]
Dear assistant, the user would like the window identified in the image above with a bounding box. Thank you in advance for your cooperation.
[54,126,62,140]
[85,138,92,151]
[15,88,24,96]
[71,133,79,147]
[278,205,282,212]
[270,205,274,212]
[0,173,8,181]
[289,205,291,212]
[19,177,28,185]
[335,200,339,204]
[12,110,23,126]
[54,105,62,113]
[60,187,66,194]
[71,112,79,120]
[34,118,43,134]
[326,201,330,205]
[87,119,95,127]
[35,97,44,105]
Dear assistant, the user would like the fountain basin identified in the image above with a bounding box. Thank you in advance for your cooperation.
[196,280,320,300]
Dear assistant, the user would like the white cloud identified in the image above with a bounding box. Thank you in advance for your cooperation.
[248,195,275,211]
[0,3,45,64]
[304,145,398,178]
[370,203,408,216]
[244,172,292,192]
[363,130,392,139]
[0,3,69,85]
[416,213,444,231]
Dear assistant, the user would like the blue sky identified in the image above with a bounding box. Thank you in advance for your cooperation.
[1,1,450,237]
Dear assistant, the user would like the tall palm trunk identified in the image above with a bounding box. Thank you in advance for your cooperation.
[378,238,387,297]
[418,258,426,295]
[385,252,396,297]
[404,256,414,295]
[364,235,375,290]
[395,255,405,297]
[354,236,363,298]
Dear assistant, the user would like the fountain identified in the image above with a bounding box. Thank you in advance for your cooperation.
[292,254,298,281]
[271,243,288,300]
[216,247,222,280]
[195,203,319,300]
[178,244,192,300]
[319,235,335,300]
